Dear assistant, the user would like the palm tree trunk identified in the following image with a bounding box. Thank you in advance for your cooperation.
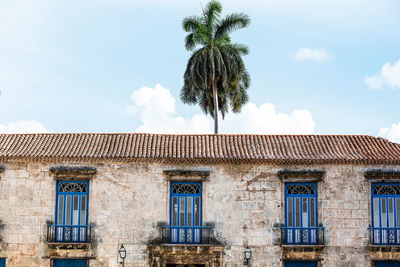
[212,80,218,134]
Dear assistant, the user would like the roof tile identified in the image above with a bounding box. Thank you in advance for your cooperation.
[0,133,399,164]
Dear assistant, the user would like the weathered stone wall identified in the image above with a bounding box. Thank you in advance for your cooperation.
[0,161,398,267]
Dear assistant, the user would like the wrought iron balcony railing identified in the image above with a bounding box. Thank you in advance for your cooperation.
[161,226,214,244]
[369,227,400,245]
[47,225,93,243]
[280,227,325,245]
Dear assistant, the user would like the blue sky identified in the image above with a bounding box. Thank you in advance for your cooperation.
[0,0,399,142]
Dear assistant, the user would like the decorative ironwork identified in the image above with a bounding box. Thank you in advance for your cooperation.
[287,184,315,195]
[47,224,93,243]
[64,228,71,241]
[389,229,396,243]
[160,225,214,244]
[172,183,200,194]
[58,182,87,193]
[280,227,324,245]
[302,229,309,243]
[369,227,400,245]
[373,185,400,195]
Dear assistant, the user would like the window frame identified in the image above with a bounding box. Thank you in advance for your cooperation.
[285,182,318,228]
[170,181,202,227]
[371,182,400,245]
[169,181,202,243]
[55,180,90,227]
[284,182,319,245]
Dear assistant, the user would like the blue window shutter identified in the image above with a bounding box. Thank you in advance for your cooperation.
[285,261,318,267]
[170,182,202,244]
[374,261,400,267]
[371,183,400,245]
[0,258,5,267]
[54,180,90,242]
[54,259,87,267]
[284,183,318,245]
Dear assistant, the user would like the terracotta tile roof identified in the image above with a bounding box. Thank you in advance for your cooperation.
[0,133,399,164]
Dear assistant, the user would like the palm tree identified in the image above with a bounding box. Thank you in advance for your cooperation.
[181,0,251,134]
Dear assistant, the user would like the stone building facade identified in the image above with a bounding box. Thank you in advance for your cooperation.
[0,133,400,267]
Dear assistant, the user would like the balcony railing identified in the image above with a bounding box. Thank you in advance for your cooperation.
[369,227,400,245]
[47,225,93,243]
[161,226,214,244]
[280,227,324,245]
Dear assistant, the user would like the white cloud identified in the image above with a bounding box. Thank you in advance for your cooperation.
[365,60,400,90]
[127,84,211,134]
[0,120,50,133]
[127,84,315,134]
[379,122,400,144]
[223,103,315,134]
[293,48,331,62]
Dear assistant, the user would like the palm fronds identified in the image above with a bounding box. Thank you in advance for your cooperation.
[181,0,251,133]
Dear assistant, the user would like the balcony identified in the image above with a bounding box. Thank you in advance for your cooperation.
[369,227,400,245]
[160,226,215,244]
[280,227,325,246]
[148,225,224,266]
[47,225,93,243]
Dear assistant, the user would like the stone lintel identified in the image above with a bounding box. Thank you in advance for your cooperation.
[364,169,400,180]
[163,169,210,181]
[368,245,400,253]
[46,244,94,263]
[47,242,92,250]
[278,169,325,182]
[281,245,325,251]
[44,256,95,259]
[49,166,97,180]
[368,246,400,262]
[147,244,224,267]
[281,245,324,261]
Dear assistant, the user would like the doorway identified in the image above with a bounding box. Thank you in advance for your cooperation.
[285,261,318,267]
[54,259,87,267]
[374,261,400,267]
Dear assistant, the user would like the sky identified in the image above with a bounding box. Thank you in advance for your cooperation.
[0,0,400,142]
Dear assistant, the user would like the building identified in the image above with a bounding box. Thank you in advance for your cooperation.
[0,133,400,267]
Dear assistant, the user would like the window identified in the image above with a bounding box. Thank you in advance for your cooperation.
[284,183,318,244]
[0,258,5,267]
[55,180,89,242]
[169,182,202,243]
[371,183,400,245]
